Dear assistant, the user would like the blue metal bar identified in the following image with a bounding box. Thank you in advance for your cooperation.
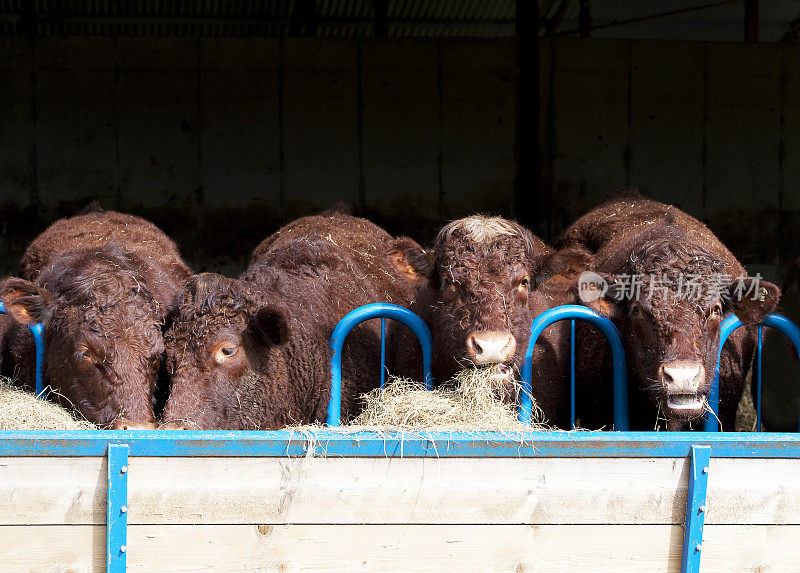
[6,429,800,458]
[106,443,129,573]
[756,325,762,431]
[681,445,711,573]
[521,305,629,430]
[0,297,46,397]
[380,317,386,389]
[30,323,45,397]
[705,313,800,432]
[570,319,576,429]
[328,303,433,426]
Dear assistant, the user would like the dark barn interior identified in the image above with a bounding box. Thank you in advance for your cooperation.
[1,0,797,280]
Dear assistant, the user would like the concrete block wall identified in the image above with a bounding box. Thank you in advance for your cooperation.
[540,38,800,280]
[0,36,517,276]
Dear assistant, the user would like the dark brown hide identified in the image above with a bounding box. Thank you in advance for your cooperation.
[557,196,780,430]
[162,212,418,430]
[389,215,587,429]
[0,210,192,428]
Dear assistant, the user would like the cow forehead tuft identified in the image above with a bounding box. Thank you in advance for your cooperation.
[438,215,520,245]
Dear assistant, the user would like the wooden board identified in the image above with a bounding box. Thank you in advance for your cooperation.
[3,456,800,526]
[1,524,799,572]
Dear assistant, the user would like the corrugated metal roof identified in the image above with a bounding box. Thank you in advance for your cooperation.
[0,0,515,37]
[1,1,799,42]
[540,0,800,43]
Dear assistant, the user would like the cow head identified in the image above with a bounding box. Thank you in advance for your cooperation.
[162,273,292,430]
[389,216,575,395]
[0,248,164,428]
[584,237,779,423]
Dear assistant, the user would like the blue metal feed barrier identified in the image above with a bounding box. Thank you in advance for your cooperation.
[327,302,433,426]
[0,297,45,397]
[521,304,630,430]
[704,313,800,432]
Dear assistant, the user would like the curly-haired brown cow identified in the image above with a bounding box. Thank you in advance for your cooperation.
[161,211,420,430]
[0,208,192,428]
[388,215,589,429]
[557,195,780,430]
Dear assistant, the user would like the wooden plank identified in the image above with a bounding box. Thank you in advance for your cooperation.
[1,524,799,572]
[0,457,106,525]
[4,456,800,526]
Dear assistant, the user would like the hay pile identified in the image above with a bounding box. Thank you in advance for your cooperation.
[0,378,95,430]
[344,366,547,431]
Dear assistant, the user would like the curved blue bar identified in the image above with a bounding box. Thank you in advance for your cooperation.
[0,298,46,398]
[704,313,800,432]
[521,304,630,430]
[327,303,433,426]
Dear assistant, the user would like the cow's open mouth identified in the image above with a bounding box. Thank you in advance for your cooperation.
[666,393,704,411]
[485,363,514,382]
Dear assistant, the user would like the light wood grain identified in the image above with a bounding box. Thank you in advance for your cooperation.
[3,457,800,526]
[1,524,799,572]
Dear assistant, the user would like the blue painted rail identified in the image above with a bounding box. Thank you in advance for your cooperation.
[520,304,630,430]
[704,312,800,432]
[0,297,46,397]
[327,303,433,426]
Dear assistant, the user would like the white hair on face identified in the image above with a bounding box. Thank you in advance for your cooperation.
[440,215,520,244]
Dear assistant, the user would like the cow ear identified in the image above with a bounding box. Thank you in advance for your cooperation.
[728,278,780,324]
[253,307,289,346]
[386,237,434,281]
[0,278,55,325]
[534,246,593,290]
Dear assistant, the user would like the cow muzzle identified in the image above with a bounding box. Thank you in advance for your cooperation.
[658,361,706,413]
[466,331,517,366]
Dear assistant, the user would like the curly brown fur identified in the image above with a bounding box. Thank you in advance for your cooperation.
[0,210,192,428]
[387,215,587,429]
[162,212,419,430]
[557,195,780,430]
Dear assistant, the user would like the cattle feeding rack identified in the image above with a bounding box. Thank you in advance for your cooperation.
[1,303,800,572]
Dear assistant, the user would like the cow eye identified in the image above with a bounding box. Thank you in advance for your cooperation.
[711,303,723,317]
[630,303,641,317]
[75,347,93,362]
[519,277,530,289]
[442,277,455,288]
[214,343,240,364]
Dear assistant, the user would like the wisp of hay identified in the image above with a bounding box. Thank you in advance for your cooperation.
[0,378,95,430]
[348,366,548,431]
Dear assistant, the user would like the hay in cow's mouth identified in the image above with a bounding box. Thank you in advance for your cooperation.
[0,377,96,430]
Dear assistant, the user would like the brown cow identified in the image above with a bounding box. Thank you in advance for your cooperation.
[557,195,780,430]
[0,208,192,428]
[161,211,419,430]
[388,215,588,429]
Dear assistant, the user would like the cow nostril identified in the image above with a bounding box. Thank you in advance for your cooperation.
[466,331,516,365]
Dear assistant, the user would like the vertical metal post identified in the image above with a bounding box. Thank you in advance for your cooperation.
[681,445,711,573]
[107,443,129,573]
[380,317,386,389]
[30,323,45,397]
[745,0,758,42]
[756,324,762,431]
[570,319,576,428]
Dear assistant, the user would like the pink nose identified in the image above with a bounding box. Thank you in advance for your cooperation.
[108,418,158,430]
[658,361,705,395]
[466,331,517,365]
